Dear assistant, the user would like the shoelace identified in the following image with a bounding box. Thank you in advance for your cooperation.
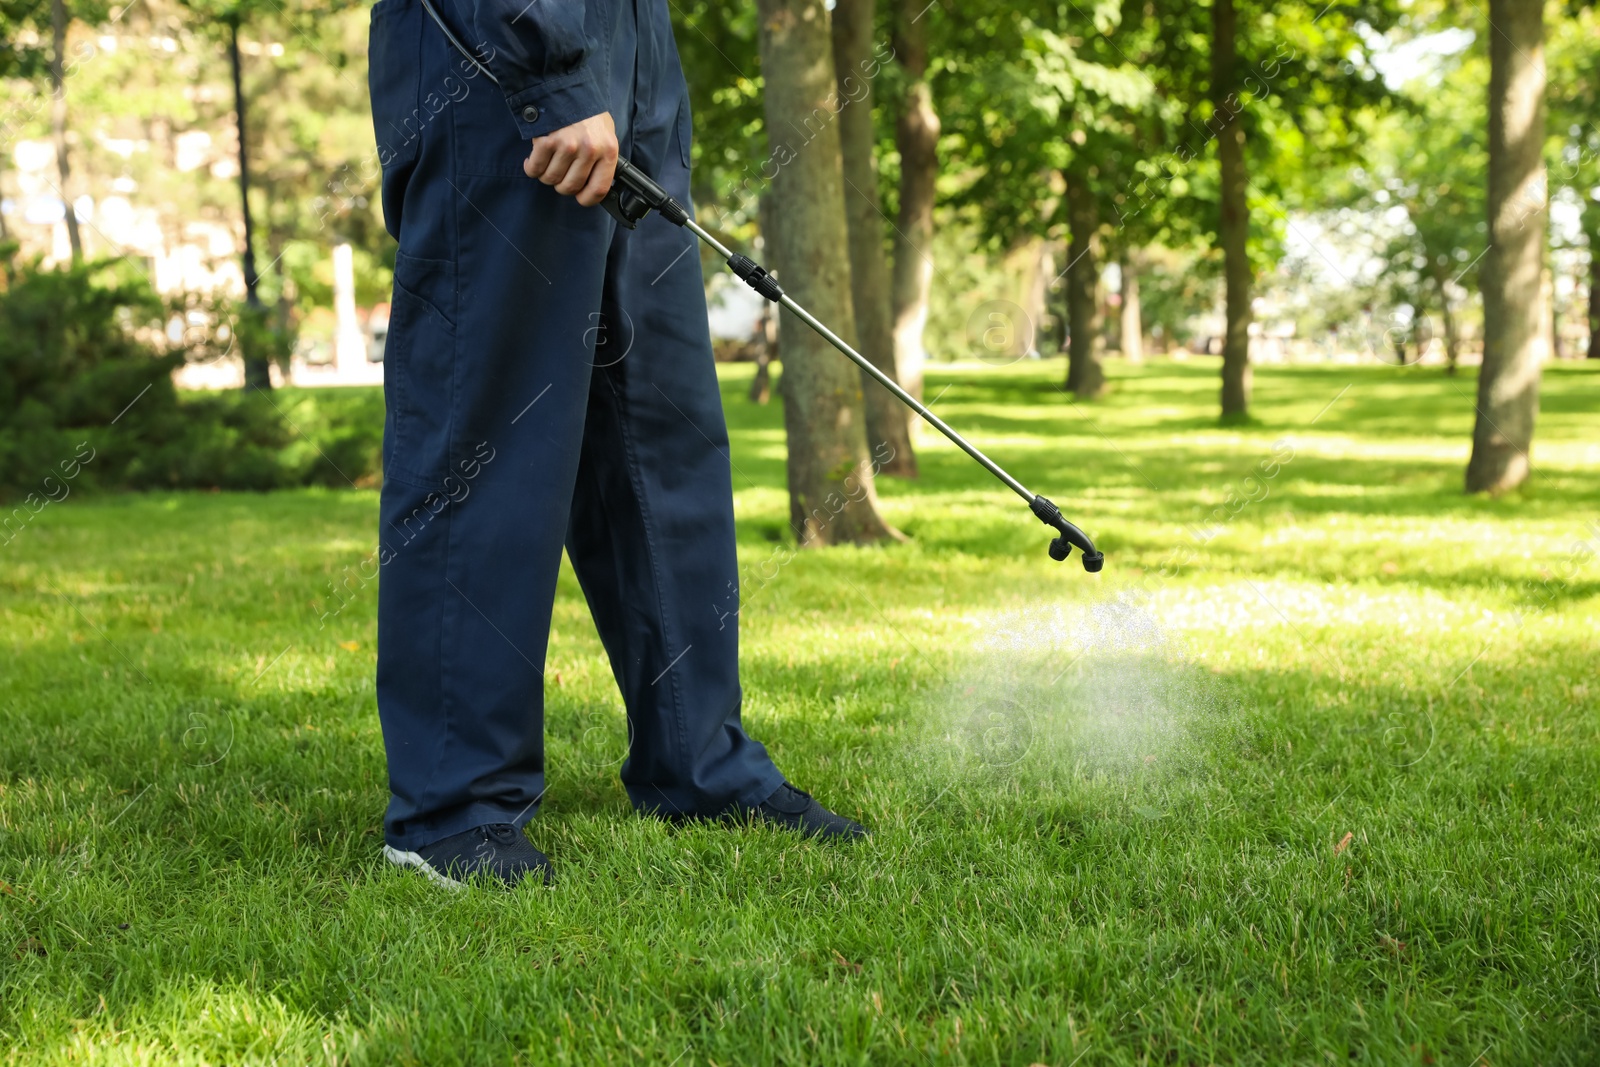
[483,823,519,845]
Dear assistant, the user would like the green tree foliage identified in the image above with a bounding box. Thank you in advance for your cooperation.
[667,1,766,230]
[0,0,1593,448]
[1547,3,1600,360]
[0,0,52,80]
[929,0,1406,413]
[1144,0,1404,417]
[169,0,367,386]
[939,2,1157,247]
[0,254,380,495]
[1344,38,1487,370]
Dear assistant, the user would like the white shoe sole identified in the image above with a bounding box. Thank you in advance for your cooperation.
[382,845,466,891]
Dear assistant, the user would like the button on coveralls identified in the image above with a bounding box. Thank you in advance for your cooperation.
[367,0,784,850]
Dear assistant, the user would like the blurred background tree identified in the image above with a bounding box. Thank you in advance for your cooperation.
[0,0,1593,502]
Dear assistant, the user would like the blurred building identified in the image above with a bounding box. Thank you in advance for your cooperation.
[4,135,385,390]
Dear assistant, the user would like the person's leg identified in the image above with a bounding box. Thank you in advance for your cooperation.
[372,0,617,851]
[563,80,785,818]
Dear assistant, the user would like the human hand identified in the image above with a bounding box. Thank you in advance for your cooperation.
[523,112,618,207]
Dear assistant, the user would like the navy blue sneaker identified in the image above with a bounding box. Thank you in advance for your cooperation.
[746,782,869,840]
[383,823,554,889]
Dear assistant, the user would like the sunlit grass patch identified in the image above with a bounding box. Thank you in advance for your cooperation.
[2,361,1597,1064]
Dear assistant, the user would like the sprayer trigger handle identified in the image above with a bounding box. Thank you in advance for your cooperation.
[601,185,650,229]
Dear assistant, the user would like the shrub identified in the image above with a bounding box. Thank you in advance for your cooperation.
[0,255,182,495]
[0,253,383,498]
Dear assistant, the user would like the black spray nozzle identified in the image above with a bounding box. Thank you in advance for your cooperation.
[601,156,689,229]
[1030,495,1103,572]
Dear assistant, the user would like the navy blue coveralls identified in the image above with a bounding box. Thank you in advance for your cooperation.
[367,0,784,850]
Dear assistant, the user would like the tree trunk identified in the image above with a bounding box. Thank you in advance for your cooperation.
[1543,265,1559,361]
[1119,248,1143,363]
[50,0,83,263]
[1467,0,1545,494]
[0,153,11,245]
[1212,0,1252,421]
[1589,238,1599,360]
[756,0,897,546]
[751,194,778,403]
[264,180,296,340]
[229,20,272,391]
[832,0,916,476]
[1017,238,1049,355]
[749,303,775,404]
[889,0,938,407]
[1413,290,1434,365]
[1431,265,1461,374]
[0,153,10,287]
[1064,170,1105,397]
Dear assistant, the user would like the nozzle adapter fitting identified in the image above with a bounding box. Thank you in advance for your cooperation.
[728,254,785,302]
[602,157,690,229]
[1030,495,1103,572]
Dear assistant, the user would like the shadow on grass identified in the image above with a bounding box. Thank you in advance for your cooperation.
[721,364,1599,541]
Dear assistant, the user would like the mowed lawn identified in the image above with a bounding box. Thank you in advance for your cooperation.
[2,360,1597,1065]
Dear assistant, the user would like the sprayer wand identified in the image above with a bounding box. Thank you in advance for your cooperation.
[600,159,1103,571]
[412,0,1100,569]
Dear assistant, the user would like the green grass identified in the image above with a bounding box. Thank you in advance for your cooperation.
[2,359,1597,1065]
